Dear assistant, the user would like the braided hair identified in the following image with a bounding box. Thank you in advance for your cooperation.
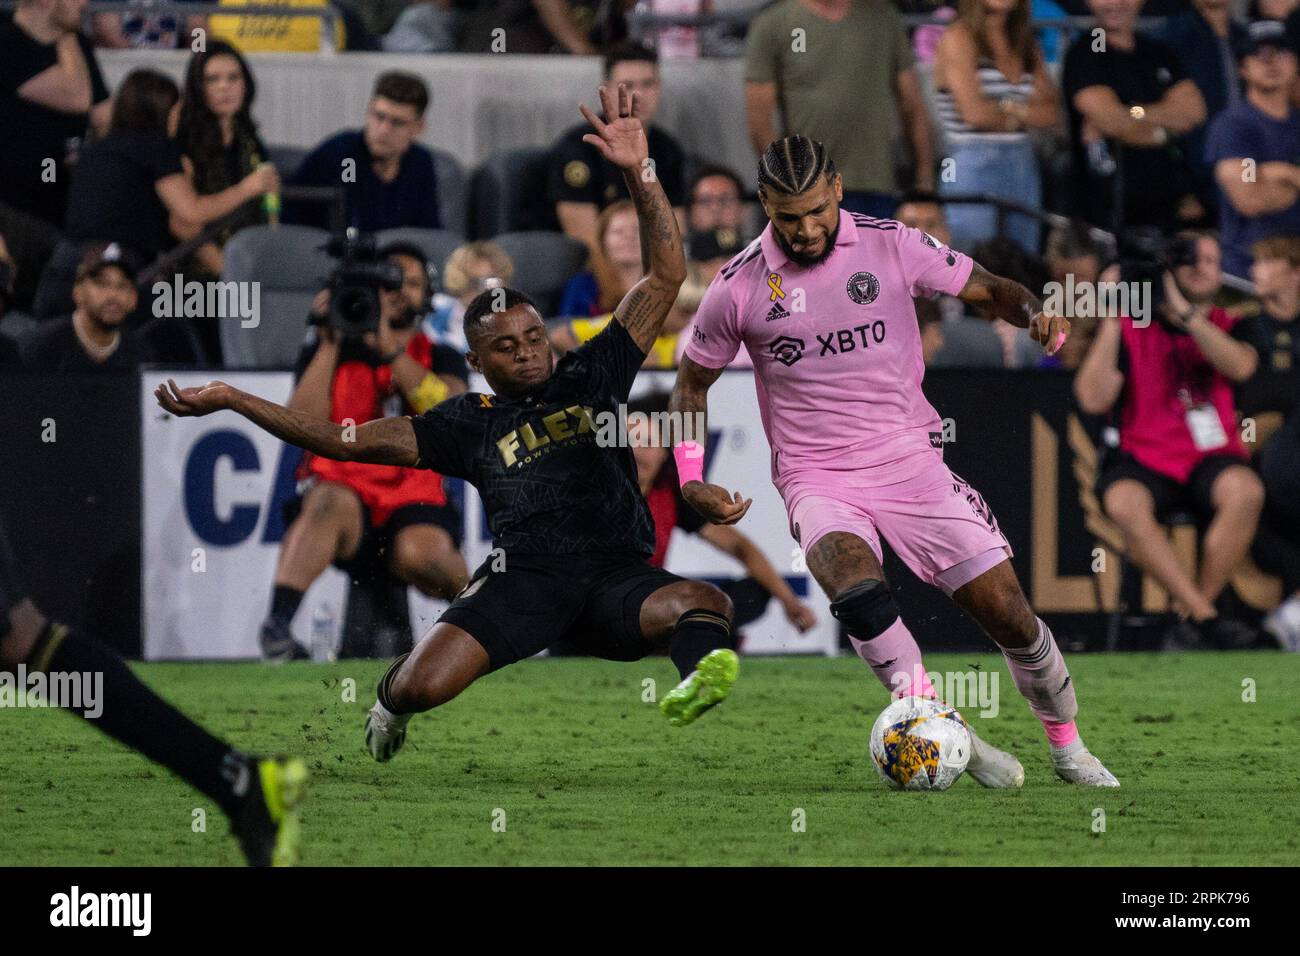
[757,136,837,196]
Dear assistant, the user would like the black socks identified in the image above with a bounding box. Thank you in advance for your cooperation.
[668,610,733,680]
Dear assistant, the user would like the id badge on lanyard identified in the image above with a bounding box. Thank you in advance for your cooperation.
[1179,388,1228,451]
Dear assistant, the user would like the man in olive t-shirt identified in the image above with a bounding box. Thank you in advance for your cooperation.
[743,0,935,218]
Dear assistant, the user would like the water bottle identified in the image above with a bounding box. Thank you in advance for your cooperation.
[309,603,336,663]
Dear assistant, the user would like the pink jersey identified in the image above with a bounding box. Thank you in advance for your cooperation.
[683,209,973,490]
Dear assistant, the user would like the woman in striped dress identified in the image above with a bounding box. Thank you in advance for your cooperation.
[933,0,1060,252]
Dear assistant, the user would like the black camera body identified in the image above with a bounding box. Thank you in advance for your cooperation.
[1116,228,1202,332]
[323,230,403,338]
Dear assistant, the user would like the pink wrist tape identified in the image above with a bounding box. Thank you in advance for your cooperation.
[673,442,704,486]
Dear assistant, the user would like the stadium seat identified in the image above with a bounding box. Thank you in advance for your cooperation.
[431,149,468,237]
[220,224,335,369]
[469,147,554,238]
[490,231,588,317]
[267,144,309,180]
[373,228,466,280]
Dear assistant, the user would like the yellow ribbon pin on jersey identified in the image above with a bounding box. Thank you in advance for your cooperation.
[767,272,785,301]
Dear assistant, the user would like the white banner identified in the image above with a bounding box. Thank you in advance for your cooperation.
[141,370,835,659]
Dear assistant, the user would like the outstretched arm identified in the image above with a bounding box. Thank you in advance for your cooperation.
[669,356,751,525]
[154,379,419,466]
[957,263,1069,356]
[579,83,686,352]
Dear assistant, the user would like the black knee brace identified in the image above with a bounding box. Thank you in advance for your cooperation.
[829,579,900,639]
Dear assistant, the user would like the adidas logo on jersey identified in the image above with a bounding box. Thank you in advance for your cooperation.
[765,301,790,322]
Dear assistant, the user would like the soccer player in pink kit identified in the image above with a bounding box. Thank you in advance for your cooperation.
[670,136,1119,787]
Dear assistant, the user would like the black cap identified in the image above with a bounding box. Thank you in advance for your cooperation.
[75,242,140,283]
[1235,19,1291,59]
[688,228,745,262]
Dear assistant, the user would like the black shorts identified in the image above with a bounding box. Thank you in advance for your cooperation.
[283,491,463,582]
[1096,451,1246,522]
[439,552,685,671]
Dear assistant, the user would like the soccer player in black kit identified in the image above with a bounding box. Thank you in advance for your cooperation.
[156,85,742,762]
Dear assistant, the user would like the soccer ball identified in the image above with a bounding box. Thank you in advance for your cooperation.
[870,696,971,791]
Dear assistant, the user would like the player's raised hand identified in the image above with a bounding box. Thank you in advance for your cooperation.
[681,481,753,526]
[579,83,648,172]
[1029,310,1070,357]
[155,378,234,417]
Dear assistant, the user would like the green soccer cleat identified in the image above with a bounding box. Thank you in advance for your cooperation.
[234,757,308,867]
[660,649,739,726]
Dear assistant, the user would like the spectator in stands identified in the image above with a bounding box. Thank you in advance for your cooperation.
[259,241,469,661]
[674,226,749,366]
[895,192,955,249]
[1074,230,1264,650]
[915,295,947,366]
[1160,0,1247,210]
[425,240,516,353]
[1234,235,1300,648]
[627,392,817,636]
[744,0,935,217]
[1042,220,1113,369]
[92,0,206,49]
[383,1,459,53]
[551,204,700,369]
[547,42,685,249]
[23,243,154,372]
[44,69,277,318]
[459,0,623,54]
[173,40,271,279]
[209,0,345,53]
[0,0,112,310]
[557,199,639,318]
[1205,20,1300,279]
[686,165,746,235]
[967,235,1049,367]
[287,71,440,232]
[1062,0,1207,233]
[932,0,1060,252]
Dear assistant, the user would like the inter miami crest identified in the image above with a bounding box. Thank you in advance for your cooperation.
[846,271,880,305]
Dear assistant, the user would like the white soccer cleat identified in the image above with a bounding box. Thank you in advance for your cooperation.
[964,726,1025,789]
[1051,738,1120,787]
[364,700,411,763]
[1263,595,1300,653]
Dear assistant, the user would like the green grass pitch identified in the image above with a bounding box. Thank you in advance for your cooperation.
[3,651,1298,866]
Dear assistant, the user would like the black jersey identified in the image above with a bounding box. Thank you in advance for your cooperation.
[408,319,655,557]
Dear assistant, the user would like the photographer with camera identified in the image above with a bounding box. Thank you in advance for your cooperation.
[1075,230,1265,650]
[259,236,469,661]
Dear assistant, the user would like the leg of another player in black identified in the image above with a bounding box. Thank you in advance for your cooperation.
[378,621,490,714]
[640,580,734,679]
[1,599,253,820]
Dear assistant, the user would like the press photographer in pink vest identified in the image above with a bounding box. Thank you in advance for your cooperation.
[1074,231,1264,650]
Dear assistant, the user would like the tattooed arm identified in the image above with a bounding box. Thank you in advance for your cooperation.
[958,262,1069,355]
[668,356,752,525]
[578,83,686,353]
[154,379,419,466]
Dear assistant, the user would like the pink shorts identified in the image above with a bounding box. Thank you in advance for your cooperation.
[782,454,1012,595]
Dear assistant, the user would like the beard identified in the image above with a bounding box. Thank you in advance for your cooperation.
[775,220,840,266]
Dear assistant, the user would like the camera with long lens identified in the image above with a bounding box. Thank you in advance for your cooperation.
[323,229,403,338]
[1117,228,1200,331]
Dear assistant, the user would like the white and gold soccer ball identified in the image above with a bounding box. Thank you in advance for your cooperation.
[870,696,971,791]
